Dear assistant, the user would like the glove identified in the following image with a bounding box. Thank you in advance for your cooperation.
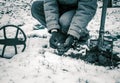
[57,35,74,55]
[64,35,74,51]
[49,30,67,49]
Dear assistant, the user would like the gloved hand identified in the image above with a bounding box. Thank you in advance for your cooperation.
[49,30,67,49]
[57,35,74,55]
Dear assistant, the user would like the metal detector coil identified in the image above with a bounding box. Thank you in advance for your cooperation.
[0,25,27,58]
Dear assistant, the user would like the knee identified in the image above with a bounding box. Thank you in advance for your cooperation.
[59,16,70,33]
[59,10,75,33]
[59,15,70,29]
[59,15,69,27]
[59,10,75,28]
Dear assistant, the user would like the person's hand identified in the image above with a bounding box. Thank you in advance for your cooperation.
[49,30,67,49]
[64,35,74,52]
[57,35,74,55]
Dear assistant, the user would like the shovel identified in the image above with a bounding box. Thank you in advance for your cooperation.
[85,0,120,66]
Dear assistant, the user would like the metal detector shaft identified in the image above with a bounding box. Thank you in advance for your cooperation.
[98,0,109,49]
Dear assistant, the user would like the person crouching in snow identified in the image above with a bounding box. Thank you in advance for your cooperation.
[31,0,97,55]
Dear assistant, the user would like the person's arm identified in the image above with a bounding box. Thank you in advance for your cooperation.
[68,0,98,39]
[44,0,60,33]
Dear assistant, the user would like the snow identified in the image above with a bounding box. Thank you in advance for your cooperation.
[0,50,120,83]
[0,1,120,83]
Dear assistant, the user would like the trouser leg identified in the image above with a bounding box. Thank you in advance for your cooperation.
[31,1,46,27]
[59,10,89,41]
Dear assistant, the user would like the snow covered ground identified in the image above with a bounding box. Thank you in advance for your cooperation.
[0,1,120,83]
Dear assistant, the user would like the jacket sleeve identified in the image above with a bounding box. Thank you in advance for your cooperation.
[68,0,97,39]
[44,0,60,33]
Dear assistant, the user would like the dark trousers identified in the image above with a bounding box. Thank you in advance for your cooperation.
[31,1,77,34]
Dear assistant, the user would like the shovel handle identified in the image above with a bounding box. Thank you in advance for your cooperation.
[98,0,109,48]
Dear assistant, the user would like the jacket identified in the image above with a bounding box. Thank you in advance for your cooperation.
[44,0,97,39]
